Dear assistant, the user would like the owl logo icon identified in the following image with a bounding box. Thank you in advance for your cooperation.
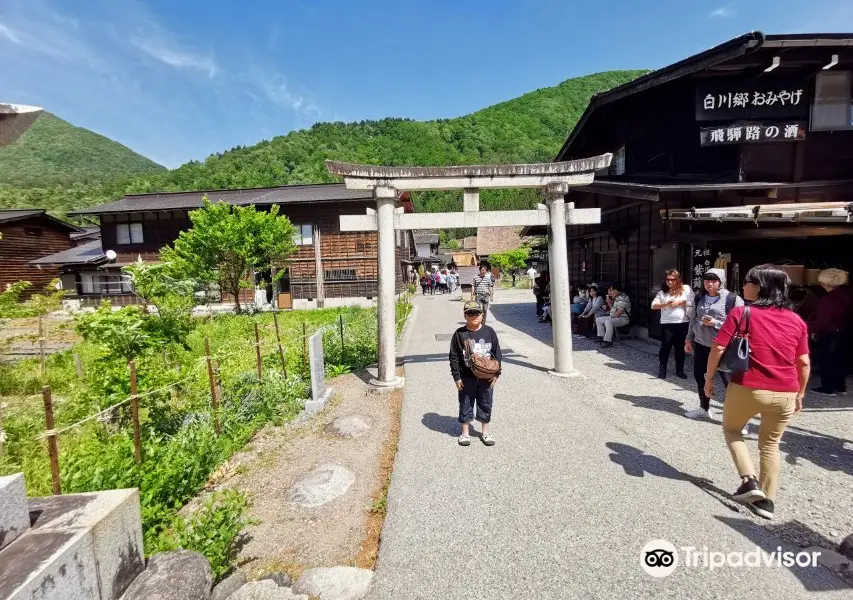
[641,540,679,577]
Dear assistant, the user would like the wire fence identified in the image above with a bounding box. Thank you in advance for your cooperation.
[0,295,412,496]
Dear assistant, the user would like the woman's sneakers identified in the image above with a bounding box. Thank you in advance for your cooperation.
[458,434,471,446]
[732,476,766,503]
[684,407,710,420]
[749,499,774,520]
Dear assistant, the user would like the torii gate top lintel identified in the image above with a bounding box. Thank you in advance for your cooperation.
[325,154,612,192]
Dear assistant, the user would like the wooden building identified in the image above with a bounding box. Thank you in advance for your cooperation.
[527,32,853,339]
[0,209,80,296]
[35,184,413,309]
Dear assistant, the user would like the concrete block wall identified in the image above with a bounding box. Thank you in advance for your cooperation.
[0,474,30,552]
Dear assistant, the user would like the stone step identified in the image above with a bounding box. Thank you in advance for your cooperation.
[0,473,29,552]
[0,487,144,600]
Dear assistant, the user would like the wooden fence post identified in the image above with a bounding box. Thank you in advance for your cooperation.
[302,321,308,374]
[339,314,345,364]
[204,337,220,435]
[273,311,287,377]
[41,385,61,495]
[129,361,142,463]
[73,353,84,378]
[254,322,263,381]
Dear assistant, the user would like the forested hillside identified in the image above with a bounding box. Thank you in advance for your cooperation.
[0,112,165,186]
[0,70,646,217]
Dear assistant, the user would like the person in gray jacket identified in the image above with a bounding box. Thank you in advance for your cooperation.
[684,269,744,420]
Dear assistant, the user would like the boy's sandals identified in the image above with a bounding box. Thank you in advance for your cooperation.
[458,434,471,446]
[481,434,495,446]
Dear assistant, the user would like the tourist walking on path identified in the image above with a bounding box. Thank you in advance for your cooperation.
[472,264,495,323]
[703,265,810,520]
[651,269,694,379]
[448,300,502,446]
[809,268,852,396]
[420,272,430,295]
[595,284,631,347]
[684,269,743,420]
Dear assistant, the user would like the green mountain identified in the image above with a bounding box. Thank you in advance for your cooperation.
[0,70,646,217]
[0,112,165,186]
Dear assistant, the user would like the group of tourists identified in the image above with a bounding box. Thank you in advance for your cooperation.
[419,267,458,295]
[450,259,850,522]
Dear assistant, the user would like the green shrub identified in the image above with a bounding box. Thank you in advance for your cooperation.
[151,489,252,581]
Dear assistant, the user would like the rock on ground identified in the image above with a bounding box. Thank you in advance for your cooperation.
[260,571,292,587]
[840,534,853,560]
[229,580,308,600]
[211,571,248,600]
[288,463,356,508]
[123,550,212,600]
[292,567,374,600]
[326,414,373,438]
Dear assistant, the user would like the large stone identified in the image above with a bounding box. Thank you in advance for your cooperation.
[325,415,372,438]
[211,571,248,600]
[839,534,853,560]
[292,567,374,600]
[229,580,307,600]
[122,550,212,600]
[0,473,29,551]
[288,464,355,508]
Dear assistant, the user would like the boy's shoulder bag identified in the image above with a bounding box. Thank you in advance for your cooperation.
[464,336,500,380]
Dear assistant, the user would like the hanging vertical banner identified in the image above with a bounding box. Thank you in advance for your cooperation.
[691,247,713,290]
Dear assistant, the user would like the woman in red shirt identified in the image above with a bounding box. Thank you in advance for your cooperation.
[704,265,810,520]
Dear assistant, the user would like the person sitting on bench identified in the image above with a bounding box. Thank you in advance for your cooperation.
[596,283,631,348]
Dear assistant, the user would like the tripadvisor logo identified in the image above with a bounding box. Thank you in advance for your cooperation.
[641,539,822,577]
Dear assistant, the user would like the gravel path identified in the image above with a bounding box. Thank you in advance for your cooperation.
[368,289,852,599]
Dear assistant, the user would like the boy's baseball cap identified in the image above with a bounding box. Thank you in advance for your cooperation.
[463,300,483,314]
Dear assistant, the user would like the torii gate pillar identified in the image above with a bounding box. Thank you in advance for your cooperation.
[546,182,574,376]
[373,186,403,388]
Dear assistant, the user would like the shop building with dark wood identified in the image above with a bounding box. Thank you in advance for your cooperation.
[527,32,853,340]
[33,184,414,309]
[1,209,81,297]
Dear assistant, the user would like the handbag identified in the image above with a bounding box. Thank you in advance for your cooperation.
[718,306,751,374]
[464,337,500,380]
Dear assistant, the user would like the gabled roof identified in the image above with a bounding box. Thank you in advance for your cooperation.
[476,227,524,257]
[29,240,106,266]
[0,209,81,232]
[70,183,375,215]
[556,31,853,161]
[412,230,439,245]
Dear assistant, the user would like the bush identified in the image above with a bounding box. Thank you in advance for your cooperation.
[151,489,252,581]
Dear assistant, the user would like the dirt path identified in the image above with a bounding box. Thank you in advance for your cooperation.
[199,369,402,582]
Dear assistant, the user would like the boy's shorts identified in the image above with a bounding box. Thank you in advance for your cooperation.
[458,377,494,423]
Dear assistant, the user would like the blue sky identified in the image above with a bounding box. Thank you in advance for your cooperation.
[2,0,852,168]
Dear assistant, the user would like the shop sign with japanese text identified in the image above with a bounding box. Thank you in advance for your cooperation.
[695,78,809,121]
[700,121,806,146]
[692,248,713,290]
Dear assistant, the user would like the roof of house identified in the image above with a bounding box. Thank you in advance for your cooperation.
[556,31,853,161]
[412,229,439,245]
[0,209,82,232]
[70,226,101,241]
[29,240,106,266]
[476,226,524,257]
[462,235,477,250]
[70,183,375,215]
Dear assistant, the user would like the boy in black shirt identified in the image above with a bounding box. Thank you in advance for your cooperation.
[448,300,502,446]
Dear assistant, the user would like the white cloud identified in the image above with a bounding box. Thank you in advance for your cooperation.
[130,36,219,79]
[709,6,734,18]
[0,22,21,44]
[246,70,321,118]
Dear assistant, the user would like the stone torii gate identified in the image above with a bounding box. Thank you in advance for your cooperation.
[326,155,612,388]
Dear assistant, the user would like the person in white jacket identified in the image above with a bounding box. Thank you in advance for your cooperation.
[651,269,694,379]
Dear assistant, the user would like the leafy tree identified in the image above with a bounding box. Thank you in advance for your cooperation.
[164,199,297,313]
[75,303,151,362]
[489,247,530,283]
